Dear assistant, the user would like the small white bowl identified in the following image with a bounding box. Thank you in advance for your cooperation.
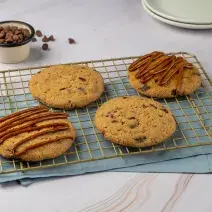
[0,21,35,64]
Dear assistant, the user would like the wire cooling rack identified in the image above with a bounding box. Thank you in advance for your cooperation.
[0,52,211,174]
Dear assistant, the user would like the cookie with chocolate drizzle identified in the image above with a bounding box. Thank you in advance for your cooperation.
[95,96,176,148]
[128,51,202,98]
[29,65,104,109]
[0,106,75,161]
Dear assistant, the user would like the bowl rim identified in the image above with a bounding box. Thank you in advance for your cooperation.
[0,20,35,48]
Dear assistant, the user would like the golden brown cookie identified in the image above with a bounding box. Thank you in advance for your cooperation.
[29,65,104,109]
[95,96,176,148]
[0,106,75,161]
[128,51,202,98]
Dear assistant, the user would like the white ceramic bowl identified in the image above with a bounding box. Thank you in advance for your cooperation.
[0,21,35,64]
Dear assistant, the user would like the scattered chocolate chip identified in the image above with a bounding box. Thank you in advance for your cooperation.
[128,117,135,120]
[36,30,43,37]
[134,136,147,143]
[79,77,86,81]
[122,96,129,99]
[140,85,150,92]
[48,35,55,41]
[60,88,66,91]
[32,37,37,42]
[42,35,49,42]
[171,89,176,96]
[42,43,48,50]
[68,38,75,44]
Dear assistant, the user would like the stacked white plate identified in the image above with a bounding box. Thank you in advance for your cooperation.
[142,0,212,29]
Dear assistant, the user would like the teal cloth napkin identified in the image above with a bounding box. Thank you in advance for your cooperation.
[0,78,211,185]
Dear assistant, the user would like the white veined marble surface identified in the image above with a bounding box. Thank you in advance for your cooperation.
[0,0,212,211]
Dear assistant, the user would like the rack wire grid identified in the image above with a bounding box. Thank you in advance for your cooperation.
[0,52,211,174]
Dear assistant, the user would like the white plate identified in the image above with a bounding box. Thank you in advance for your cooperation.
[145,0,212,24]
[142,0,212,29]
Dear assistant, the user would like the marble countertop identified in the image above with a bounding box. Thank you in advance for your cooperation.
[0,0,212,211]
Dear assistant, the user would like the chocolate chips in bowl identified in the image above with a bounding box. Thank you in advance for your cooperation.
[0,20,35,63]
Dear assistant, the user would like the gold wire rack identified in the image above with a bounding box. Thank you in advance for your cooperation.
[0,52,211,174]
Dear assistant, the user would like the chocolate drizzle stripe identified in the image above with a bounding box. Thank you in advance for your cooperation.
[0,106,47,123]
[129,51,164,72]
[0,115,68,138]
[0,123,70,144]
[14,135,73,157]
[0,112,68,132]
[0,108,49,127]
[129,52,194,87]
[13,125,69,153]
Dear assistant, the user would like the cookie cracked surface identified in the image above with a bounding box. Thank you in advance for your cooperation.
[128,51,202,98]
[0,106,75,161]
[95,96,176,148]
[29,65,104,109]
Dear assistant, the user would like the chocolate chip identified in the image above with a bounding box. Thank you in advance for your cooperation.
[42,43,48,50]
[68,38,75,44]
[32,37,37,42]
[140,85,150,92]
[171,89,176,96]
[42,35,49,42]
[134,136,147,143]
[4,25,10,32]
[150,104,157,109]
[6,36,13,43]
[79,77,86,81]
[15,30,21,35]
[60,88,66,91]
[11,26,18,33]
[77,87,86,93]
[105,112,114,118]
[18,34,24,42]
[128,117,135,120]
[111,120,118,123]
[12,35,19,41]
[48,35,55,41]
[23,29,30,38]
[122,97,129,99]
[0,31,5,38]
[36,30,43,37]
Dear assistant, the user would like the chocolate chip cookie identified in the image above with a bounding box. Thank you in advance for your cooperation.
[29,65,104,109]
[0,106,75,161]
[128,51,202,98]
[95,96,176,148]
